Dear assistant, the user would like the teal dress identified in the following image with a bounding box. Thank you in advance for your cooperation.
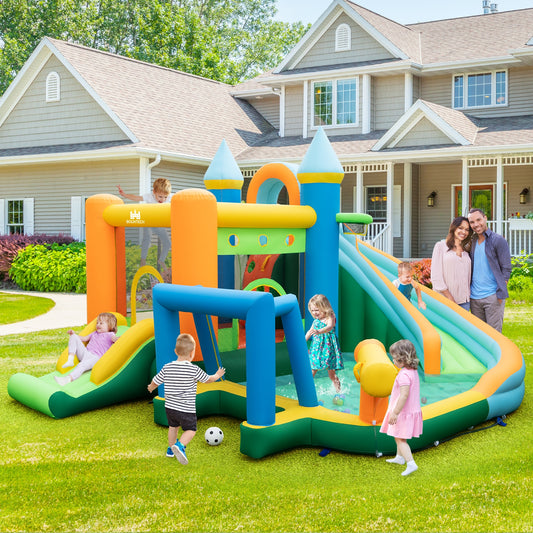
[308,319,344,371]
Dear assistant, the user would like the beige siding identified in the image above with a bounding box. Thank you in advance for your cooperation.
[373,75,405,130]
[0,56,129,149]
[249,96,280,129]
[395,117,453,147]
[0,159,138,235]
[284,85,304,137]
[152,161,206,192]
[419,67,533,117]
[293,13,394,70]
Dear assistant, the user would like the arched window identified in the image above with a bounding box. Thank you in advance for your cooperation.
[46,71,60,102]
[335,23,351,52]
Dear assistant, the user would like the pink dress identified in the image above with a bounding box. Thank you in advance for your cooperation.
[380,368,423,439]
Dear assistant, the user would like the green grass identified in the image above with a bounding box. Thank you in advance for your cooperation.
[0,305,532,532]
[0,291,55,325]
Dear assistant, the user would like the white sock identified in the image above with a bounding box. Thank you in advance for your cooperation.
[402,460,418,476]
[386,455,406,465]
[62,355,75,368]
[54,375,72,386]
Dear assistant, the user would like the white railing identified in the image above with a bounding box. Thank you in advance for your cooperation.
[361,220,532,257]
[360,222,391,253]
[488,220,533,257]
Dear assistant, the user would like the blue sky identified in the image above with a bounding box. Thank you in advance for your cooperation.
[275,0,533,25]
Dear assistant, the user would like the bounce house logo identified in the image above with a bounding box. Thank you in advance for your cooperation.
[127,210,143,225]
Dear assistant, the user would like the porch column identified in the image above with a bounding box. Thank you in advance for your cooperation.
[386,162,393,255]
[362,74,371,134]
[496,156,504,234]
[403,163,412,258]
[356,164,364,213]
[462,158,470,216]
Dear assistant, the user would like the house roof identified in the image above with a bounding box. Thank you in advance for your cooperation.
[236,113,533,164]
[0,38,276,162]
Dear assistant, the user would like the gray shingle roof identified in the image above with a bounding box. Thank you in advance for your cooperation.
[49,38,276,160]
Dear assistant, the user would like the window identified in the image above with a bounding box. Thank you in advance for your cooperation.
[335,23,351,52]
[366,186,387,222]
[313,78,357,127]
[46,71,60,102]
[7,200,24,234]
[453,70,507,109]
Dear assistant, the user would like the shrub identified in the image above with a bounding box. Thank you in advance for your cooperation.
[412,258,432,288]
[510,253,533,279]
[9,243,86,293]
[0,234,75,280]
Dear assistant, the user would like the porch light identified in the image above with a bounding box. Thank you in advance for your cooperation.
[519,187,529,204]
[427,191,437,208]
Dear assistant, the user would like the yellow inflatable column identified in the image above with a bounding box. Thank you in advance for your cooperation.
[354,339,398,425]
[171,189,218,360]
[86,194,124,322]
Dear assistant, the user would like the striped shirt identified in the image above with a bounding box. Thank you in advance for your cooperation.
[152,360,210,413]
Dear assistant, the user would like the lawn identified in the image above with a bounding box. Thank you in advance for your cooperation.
[0,292,54,325]
[0,304,531,532]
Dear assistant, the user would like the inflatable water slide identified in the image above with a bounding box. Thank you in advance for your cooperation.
[7,315,155,418]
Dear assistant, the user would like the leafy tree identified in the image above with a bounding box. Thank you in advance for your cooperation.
[0,0,309,94]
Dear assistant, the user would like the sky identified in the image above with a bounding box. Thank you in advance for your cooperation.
[274,0,533,25]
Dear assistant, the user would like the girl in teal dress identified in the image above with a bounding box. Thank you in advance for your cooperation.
[305,294,344,393]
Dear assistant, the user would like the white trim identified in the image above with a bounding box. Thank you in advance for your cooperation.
[362,74,371,134]
[280,85,286,137]
[23,198,34,235]
[45,71,60,102]
[0,200,5,234]
[70,196,83,241]
[403,163,412,256]
[300,84,306,138]
[452,69,508,110]
[404,72,413,112]
[335,23,351,52]
[372,100,471,151]
[311,76,360,130]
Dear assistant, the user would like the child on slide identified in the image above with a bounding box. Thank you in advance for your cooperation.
[54,312,118,386]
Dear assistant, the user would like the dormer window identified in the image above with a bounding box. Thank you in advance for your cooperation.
[453,70,507,109]
[335,23,351,52]
[46,71,60,102]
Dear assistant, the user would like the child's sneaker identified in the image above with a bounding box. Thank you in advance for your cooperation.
[166,447,174,458]
[171,442,188,465]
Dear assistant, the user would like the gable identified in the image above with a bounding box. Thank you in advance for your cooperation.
[394,117,454,148]
[293,12,394,71]
[0,55,130,150]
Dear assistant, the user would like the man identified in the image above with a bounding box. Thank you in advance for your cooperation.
[467,208,512,332]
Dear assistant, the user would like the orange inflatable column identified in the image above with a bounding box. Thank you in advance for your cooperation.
[171,189,218,360]
[86,194,123,322]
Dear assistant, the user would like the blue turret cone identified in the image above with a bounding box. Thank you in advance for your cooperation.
[204,139,243,185]
[298,128,344,176]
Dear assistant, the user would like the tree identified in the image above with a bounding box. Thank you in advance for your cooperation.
[0,0,309,94]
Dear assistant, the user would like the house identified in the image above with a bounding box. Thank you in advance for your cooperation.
[1,0,532,258]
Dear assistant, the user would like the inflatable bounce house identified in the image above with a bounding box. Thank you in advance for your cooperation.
[8,129,525,459]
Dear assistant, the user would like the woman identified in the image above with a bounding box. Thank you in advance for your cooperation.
[430,216,473,310]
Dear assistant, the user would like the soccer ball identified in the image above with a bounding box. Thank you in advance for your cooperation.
[205,427,224,446]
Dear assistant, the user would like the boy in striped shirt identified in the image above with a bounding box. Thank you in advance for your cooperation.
[148,333,225,464]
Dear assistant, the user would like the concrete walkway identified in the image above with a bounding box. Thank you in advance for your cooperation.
[0,290,87,336]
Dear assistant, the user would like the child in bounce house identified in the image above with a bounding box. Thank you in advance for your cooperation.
[393,262,426,310]
[380,339,423,476]
[147,333,225,465]
[117,177,173,273]
[54,312,118,386]
[305,294,344,393]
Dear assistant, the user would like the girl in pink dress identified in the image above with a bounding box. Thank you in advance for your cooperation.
[380,339,423,476]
